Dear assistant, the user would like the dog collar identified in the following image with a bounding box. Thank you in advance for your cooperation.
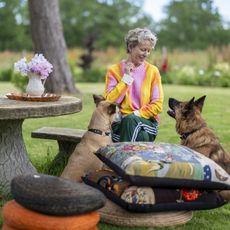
[88,128,111,136]
[180,124,206,140]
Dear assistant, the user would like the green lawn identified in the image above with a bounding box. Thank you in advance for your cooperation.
[0,82,230,229]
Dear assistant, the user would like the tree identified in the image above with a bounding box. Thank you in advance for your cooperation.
[157,0,230,49]
[0,0,154,51]
[59,0,153,78]
[28,0,79,94]
[0,0,31,51]
[59,0,153,49]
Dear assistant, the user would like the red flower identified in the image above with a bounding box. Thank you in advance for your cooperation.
[161,58,168,73]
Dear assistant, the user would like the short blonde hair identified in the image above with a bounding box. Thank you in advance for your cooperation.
[125,28,157,53]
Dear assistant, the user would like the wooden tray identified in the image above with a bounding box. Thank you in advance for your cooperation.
[6,93,61,102]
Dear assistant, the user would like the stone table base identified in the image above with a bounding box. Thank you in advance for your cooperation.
[0,120,36,196]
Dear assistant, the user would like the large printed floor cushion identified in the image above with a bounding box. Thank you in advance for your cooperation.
[82,170,226,212]
[11,174,106,216]
[2,200,100,230]
[95,142,230,190]
[99,199,193,227]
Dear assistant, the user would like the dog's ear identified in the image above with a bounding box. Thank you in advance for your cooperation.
[93,94,104,106]
[195,95,206,112]
[184,97,195,110]
[107,103,117,115]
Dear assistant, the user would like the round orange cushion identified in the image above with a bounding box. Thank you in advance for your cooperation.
[3,200,100,230]
[2,225,99,230]
[2,225,15,230]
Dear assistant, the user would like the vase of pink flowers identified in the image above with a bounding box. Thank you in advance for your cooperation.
[14,54,53,96]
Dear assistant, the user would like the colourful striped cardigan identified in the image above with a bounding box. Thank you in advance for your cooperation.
[103,60,164,123]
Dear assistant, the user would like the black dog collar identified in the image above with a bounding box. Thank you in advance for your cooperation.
[180,124,206,140]
[88,128,111,136]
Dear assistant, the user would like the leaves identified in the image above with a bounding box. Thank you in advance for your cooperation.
[158,0,230,49]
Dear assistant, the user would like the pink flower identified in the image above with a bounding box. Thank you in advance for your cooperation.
[14,54,53,79]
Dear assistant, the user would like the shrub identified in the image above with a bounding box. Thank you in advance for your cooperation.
[69,59,106,83]
[167,61,230,88]
[11,72,28,92]
[81,68,106,82]
[195,69,213,86]
[74,67,106,82]
[69,60,83,82]
[0,68,13,81]
[217,73,230,87]
[172,65,198,85]
[212,62,230,87]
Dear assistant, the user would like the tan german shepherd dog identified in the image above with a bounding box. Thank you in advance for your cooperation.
[167,95,230,201]
[61,94,117,181]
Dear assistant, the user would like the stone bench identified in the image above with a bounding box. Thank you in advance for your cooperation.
[31,127,86,172]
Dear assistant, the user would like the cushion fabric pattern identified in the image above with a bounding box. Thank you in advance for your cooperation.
[82,170,226,212]
[95,142,230,190]
[11,174,106,216]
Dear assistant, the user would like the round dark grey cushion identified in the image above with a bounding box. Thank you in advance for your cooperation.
[11,174,106,216]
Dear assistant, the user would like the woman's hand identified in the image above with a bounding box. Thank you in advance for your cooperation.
[124,62,135,75]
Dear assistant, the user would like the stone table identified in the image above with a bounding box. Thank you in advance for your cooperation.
[0,95,82,196]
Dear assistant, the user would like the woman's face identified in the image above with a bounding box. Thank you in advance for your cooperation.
[128,40,152,67]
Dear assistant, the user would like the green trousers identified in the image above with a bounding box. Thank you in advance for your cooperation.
[112,113,158,142]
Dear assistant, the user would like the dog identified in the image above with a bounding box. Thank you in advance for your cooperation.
[167,95,230,201]
[61,94,117,181]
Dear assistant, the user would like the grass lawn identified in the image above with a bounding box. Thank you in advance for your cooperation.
[0,82,230,229]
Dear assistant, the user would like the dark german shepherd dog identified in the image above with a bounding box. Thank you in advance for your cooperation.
[167,95,230,201]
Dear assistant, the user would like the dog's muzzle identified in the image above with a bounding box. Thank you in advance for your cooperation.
[167,98,179,119]
[167,110,175,118]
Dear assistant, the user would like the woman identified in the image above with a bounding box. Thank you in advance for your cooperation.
[103,28,164,142]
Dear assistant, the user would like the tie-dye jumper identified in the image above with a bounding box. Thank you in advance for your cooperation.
[103,60,164,123]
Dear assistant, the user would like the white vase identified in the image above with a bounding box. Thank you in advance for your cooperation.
[26,73,45,96]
